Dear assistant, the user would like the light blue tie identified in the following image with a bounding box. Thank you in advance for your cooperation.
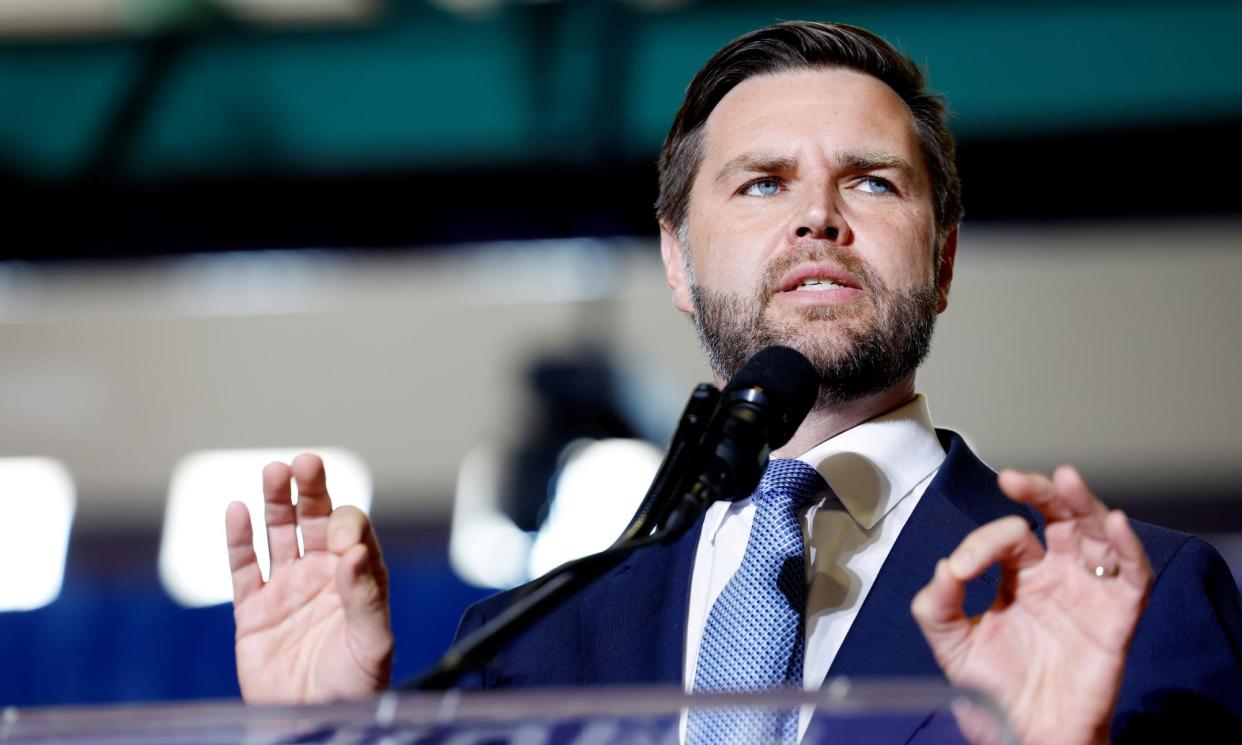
[688,458,830,744]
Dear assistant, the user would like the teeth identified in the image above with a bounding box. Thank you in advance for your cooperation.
[796,278,845,291]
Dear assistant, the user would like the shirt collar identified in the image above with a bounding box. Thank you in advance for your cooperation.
[799,393,945,530]
[702,393,945,540]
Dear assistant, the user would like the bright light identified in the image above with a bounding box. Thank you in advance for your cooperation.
[527,439,661,578]
[0,458,75,611]
[159,448,372,608]
[449,444,534,590]
[0,0,377,37]
[449,438,661,590]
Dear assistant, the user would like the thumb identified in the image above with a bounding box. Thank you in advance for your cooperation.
[329,507,393,665]
[911,558,972,672]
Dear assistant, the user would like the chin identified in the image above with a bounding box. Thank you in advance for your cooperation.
[764,317,870,360]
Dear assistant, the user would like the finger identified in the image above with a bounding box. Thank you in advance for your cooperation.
[999,467,1111,559]
[263,461,300,569]
[1047,465,1116,563]
[1051,465,1109,526]
[948,515,1045,581]
[997,469,1074,521]
[291,453,332,553]
[911,559,971,664]
[225,501,263,605]
[1106,509,1154,593]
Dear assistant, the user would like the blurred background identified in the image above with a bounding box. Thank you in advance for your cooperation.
[1,0,1240,707]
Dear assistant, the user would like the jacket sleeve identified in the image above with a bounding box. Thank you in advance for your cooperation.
[1113,534,1242,742]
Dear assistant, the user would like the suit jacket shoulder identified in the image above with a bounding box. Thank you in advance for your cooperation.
[446,430,1242,742]
[451,513,702,689]
[907,432,1242,741]
[1114,526,1242,741]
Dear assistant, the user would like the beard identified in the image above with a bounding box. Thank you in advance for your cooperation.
[688,245,939,408]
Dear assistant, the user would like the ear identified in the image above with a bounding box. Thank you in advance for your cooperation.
[659,222,695,315]
[935,226,958,314]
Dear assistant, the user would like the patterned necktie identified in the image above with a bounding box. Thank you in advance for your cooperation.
[688,458,830,744]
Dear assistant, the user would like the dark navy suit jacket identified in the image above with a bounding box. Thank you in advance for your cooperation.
[454,431,1242,742]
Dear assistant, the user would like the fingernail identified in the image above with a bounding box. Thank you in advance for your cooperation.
[949,550,972,576]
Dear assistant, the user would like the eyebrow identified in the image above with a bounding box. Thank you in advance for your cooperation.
[712,150,917,184]
[836,151,917,180]
[713,153,798,184]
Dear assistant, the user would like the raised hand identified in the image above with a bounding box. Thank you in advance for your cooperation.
[226,453,393,704]
[911,466,1154,745]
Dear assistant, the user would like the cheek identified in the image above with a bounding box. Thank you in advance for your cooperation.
[685,220,764,291]
[692,211,788,281]
[868,207,938,285]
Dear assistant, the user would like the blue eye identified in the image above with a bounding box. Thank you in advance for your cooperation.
[743,178,782,197]
[856,176,894,195]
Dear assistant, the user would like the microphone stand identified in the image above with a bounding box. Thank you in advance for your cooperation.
[402,384,722,691]
[401,345,816,692]
[609,384,719,543]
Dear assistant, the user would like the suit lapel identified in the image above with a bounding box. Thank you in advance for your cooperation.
[826,471,990,679]
[578,515,704,686]
[567,431,1041,742]
[823,431,1038,741]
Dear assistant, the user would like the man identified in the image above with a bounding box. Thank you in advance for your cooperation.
[225,21,1242,744]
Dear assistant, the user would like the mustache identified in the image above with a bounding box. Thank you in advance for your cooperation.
[757,244,882,303]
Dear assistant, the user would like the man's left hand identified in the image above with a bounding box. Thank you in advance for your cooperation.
[911,466,1154,745]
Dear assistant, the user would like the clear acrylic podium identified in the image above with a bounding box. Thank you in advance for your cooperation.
[1,679,1014,744]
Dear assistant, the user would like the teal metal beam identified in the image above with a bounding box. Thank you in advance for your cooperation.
[0,1,1238,179]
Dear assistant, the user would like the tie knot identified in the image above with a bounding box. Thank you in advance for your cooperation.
[754,458,828,511]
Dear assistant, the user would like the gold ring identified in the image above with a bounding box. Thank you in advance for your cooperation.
[1091,564,1120,578]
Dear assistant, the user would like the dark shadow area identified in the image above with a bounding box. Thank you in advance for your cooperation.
[4,117,1240,261]
[1114,689,1242,743]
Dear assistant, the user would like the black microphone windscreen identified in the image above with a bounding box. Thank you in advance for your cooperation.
[722,346,819,448]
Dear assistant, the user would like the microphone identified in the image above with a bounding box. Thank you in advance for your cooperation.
[404,346,818,690]
[663,346,819,532]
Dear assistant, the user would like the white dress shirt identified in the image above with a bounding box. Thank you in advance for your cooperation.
[681,394,947,738]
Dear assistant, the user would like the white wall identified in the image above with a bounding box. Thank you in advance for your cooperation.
[1,220,1239,528]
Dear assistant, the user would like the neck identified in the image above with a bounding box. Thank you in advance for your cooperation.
[770,374,918,459]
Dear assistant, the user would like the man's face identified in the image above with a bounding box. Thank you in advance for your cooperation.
[660,67,957,404]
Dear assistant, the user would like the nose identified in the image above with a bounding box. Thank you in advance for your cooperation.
[791,184,848,243]
[796,224,840,240]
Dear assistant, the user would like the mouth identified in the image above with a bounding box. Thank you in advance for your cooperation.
[778,265,860,293]
[766,264,867,312]
[791,277,852,292]
[774,266,864,303]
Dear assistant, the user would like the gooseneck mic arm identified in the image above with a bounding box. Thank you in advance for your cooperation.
[401,346,818,691]
[662,345,819,534]
[611,382,720,546]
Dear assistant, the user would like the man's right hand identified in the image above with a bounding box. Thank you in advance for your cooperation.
[226,453,394,704]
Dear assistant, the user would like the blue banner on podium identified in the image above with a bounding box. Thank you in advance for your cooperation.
[0,679,1011,744]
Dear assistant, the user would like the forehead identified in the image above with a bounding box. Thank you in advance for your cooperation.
[700,67,924,172]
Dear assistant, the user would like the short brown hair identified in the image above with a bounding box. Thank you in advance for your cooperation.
[655,21,962,238]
